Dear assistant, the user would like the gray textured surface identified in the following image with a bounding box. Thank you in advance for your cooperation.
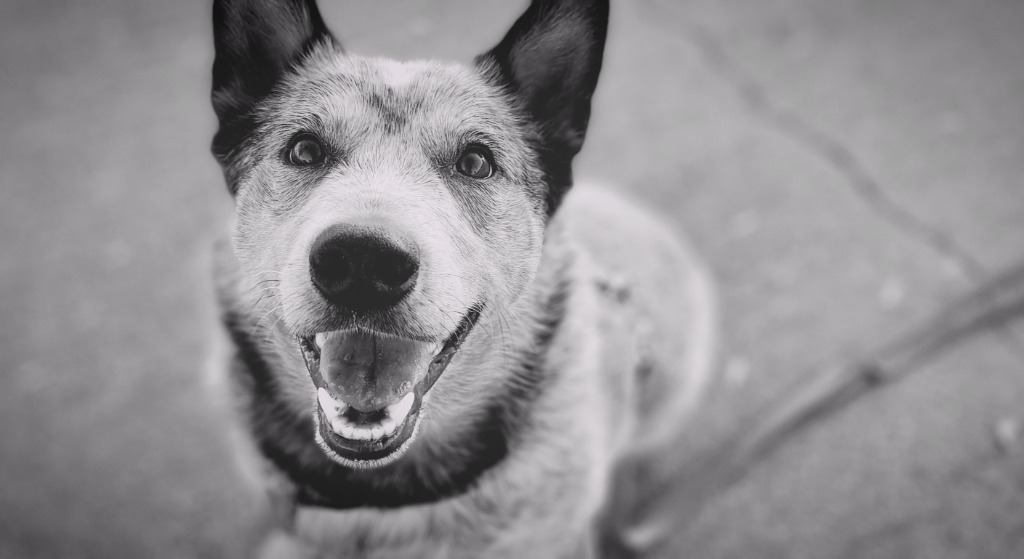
[2,0,1023,557]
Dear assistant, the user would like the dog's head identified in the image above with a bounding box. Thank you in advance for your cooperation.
[211,0,607,468]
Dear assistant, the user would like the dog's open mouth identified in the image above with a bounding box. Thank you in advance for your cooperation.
[297,308,481,468]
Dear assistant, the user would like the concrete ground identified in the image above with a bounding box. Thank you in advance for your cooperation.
[2,0,1023,557]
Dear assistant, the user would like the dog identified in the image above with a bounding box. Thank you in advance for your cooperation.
[208,0,717,557]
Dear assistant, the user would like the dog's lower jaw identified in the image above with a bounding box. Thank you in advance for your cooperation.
[313,408,423,470]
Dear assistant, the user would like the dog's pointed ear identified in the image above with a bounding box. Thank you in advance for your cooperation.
[476,0,609,212]
[211,0,337,167]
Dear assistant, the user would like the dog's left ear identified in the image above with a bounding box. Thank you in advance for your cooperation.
[211,0,337,178]
[476,0,609,213]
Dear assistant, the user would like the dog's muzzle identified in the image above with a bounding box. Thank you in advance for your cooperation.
[298,308,481,468]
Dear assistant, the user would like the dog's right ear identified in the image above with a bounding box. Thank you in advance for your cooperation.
[211,0,336,175]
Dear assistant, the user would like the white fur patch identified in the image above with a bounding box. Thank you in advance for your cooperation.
[379,60,420,89]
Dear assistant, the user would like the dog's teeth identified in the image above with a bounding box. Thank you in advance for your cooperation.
[314,332,328,350]
[386,392,416,424]
[331,417,352,438]
[321,389,412,441]
[329,420,394,442]
[341,424,358,439]
[317,387,348,418]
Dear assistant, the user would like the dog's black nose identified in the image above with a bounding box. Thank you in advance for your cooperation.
[309,224,420,312]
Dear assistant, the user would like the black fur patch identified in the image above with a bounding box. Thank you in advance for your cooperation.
[364,91,407,133]
[362,87,425,135]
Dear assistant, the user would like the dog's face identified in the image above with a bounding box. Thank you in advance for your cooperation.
[211,0,606,468]
[231,56,546,467]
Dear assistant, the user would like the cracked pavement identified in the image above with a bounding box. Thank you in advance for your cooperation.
[1,0,1023,557]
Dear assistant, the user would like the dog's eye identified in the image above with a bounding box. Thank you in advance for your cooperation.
[455,147,493,179]
[287,134,325,166]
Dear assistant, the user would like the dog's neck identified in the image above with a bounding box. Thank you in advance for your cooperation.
[218,220,576,510]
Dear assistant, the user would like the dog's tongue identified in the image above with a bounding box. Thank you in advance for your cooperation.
[317,331,435,412]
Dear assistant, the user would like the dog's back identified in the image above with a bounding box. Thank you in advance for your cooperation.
[563,183,717,437]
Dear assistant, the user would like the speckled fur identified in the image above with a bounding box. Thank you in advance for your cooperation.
[208,1,717,557]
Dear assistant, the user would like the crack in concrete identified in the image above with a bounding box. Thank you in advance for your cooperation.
[639,0,988,282]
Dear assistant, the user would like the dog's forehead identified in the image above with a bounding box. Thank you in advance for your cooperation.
[278,55,507,129]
